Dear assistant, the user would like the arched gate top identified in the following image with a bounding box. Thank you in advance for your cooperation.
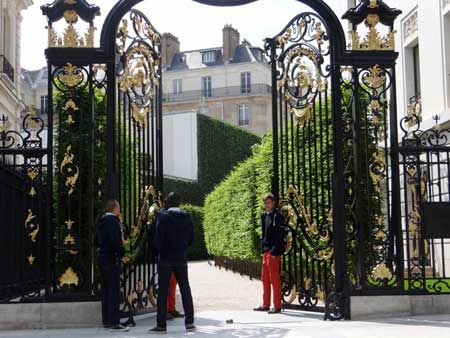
[100,0,347,61]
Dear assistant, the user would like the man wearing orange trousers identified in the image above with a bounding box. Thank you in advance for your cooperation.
[254,193,285,314]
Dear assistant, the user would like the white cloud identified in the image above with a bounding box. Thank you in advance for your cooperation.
[21,0,348,70]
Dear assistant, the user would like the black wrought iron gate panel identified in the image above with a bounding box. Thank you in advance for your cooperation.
[39,0,162,312]
[0,111,49,302]
[399,117,450,294]
[266,0,404,319]
[265,12,335,315]
[114,9,163,316]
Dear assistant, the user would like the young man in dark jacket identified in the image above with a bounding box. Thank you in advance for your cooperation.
[149,208,183,321]
[95,199,129,332]
[254,193,285,314]
[149,192,195,334]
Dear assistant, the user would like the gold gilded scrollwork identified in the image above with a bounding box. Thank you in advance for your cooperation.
[59,63,83,87]
[46,8,97,48]
[65,219,75,230]
[369,147,386,194]
[351,14,396,51]
[64,234,76,245]
[116,11,161,128]
[371,262,393,281]
[60,145,80,195]
[364,65,386,88]
[27,254,35,266]
[59,267,79,287]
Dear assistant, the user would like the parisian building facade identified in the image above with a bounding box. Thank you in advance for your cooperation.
[0,0,33,132]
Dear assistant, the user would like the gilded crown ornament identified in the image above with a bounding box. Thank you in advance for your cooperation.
[41,0,100,48]
[343,0,401,51]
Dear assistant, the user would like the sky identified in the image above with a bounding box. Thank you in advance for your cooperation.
[21,0,348,71]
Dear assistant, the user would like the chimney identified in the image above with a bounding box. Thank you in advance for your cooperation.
[223,25,240,62]
[161,33,180,68]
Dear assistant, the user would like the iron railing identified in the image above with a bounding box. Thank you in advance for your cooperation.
[0,55,15,83]
[163,84,271,103]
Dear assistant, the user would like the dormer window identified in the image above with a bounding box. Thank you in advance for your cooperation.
[202,51,216,63]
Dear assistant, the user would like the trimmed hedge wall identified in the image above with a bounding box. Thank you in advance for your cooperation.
[204,134,273,261]
[183,204,208,260]
[164,114,260,206]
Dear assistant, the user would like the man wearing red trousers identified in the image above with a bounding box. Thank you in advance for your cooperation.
[254,193,286,314]
[166,273,184,320]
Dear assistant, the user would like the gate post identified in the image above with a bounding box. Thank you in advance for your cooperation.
[341,0,403,299]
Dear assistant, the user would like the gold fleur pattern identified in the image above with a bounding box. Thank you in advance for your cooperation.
[59,267,79,287]
[64,234,76,245]
[65,219,75,230]
[372,262,393,281]
[58,63,83,87]
[27,254,35,266]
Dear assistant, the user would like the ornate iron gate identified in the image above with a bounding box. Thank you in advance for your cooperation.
[266,0,403,320]
[399,115,450,294]
[0,109,49,302]
[7,0,446,323]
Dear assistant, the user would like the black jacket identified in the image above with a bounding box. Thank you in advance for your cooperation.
[261,209,286,256]
[148,208,166,259]
[95,214,125,258]
[153,208,194,266]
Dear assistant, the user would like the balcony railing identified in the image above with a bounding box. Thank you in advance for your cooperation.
[0,55,14,83]
[163,84,272,103]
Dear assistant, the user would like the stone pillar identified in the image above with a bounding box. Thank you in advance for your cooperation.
[161,33,180,69]
[223,24,240,62]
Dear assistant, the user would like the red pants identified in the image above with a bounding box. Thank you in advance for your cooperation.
[167,273,177,312]
[261,252,282,309]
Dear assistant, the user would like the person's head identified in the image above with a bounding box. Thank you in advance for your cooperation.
[165,192,181,209]
[104,199,120,217]
[263,193,276,212]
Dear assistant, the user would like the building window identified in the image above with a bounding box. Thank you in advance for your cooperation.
[239,103,250,126]
[202,51,216,63]
[40,95,49,115]
[412,44,421,99]
[173,79,183,94]
[202,76,212,98]
[241,72,251,94]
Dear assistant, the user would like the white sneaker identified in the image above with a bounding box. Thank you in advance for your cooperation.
[109,324,130,332]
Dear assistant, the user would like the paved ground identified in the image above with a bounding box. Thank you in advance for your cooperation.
[1,262,450,338]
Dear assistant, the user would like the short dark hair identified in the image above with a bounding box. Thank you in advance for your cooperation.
[263,193,275,202]
[104,199,120,213]
[165,192,181,209]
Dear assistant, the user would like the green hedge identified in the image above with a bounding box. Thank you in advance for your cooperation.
[204,134,273,261]
[182,204,208,260]
[164,115,260,206]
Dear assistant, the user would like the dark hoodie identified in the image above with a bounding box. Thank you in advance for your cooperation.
[153,208,194,266]
[95,214,125,258]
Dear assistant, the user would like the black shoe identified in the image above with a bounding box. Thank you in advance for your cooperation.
[103,324,113,329]
[109,324,130,332]
[268,308,282,314]
[166,312,174,321]
[253,306,270,312]
[169,310,185,318]
[148,326,167,334]
[186,324,196,332]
